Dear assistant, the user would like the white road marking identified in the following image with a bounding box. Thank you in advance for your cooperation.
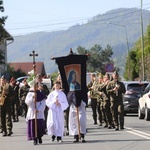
[87,114,150,140]
[126,127,150,139]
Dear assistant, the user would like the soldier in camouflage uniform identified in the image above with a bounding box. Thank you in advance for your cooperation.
[100,73,113,129]
[106,71,126,130]
[95,73,105,126]
[18,78,30,118]
[10,77,20,122]
[0,103,2,133]
[0,76,14,136]
[87,73,98,124]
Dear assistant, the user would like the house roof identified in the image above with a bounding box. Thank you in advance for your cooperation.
[1,27,14,41]
[9,62,46,75]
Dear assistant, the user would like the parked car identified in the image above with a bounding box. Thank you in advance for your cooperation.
[123,81,149,116]
[138,83,150,120]
[16,76,52,91]
[16,76,29,83]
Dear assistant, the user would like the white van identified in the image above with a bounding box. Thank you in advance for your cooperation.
[42,78,52,91]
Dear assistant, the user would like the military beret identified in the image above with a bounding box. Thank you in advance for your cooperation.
[104,73,110,78]
[1,75,5,79]
[98,73,103,79]
[91,73,96,77]
[113,71,119,76]
[36,74,42,78]
[10,77,15,82]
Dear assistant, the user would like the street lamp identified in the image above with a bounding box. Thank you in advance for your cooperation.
[107,22,129,55]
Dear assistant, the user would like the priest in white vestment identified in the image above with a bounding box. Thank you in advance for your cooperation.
[67,84,87,143]
[46,81,69,143]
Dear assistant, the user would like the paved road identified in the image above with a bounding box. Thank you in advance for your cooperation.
[1,108,150,150]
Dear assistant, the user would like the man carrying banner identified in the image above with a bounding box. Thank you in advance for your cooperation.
[67,86,87,143]
[53,49,88,143]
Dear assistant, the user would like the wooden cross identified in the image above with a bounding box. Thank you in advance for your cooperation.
[29,50,38,74]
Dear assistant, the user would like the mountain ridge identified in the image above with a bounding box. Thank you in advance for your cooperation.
[7,8,150,74]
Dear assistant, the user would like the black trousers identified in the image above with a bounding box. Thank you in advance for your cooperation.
[90,98,97,123]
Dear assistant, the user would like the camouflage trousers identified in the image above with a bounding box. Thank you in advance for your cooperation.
[1,105,13,134]
[0,106,1,130]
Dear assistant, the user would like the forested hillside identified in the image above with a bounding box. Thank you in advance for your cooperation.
[7,8,150,75]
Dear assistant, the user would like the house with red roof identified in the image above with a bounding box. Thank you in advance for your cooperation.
[9,62,46,76]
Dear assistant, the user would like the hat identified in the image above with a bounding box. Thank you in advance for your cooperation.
[98,73,103,79]
[113,71,119,77]
[91,73,96,77]
[10,77,15,82]
[1,75,5,79]
[36,74,42,79]
[104,73,110,78]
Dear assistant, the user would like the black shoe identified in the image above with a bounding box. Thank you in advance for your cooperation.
[104,124,108,128]
[13,119,16,122]
[73,139,79,143]
[81,139,86,143]
[115,127,119,131]
[38,137,42,144]
[99,123,102,126]
[66,131,69,136]
[120,127,125,130]
[7,131,13,136]
[73,135,79,143]
[33,138,38,145]
[2,132,7,137]
[108,125,112,129]
[94,122,97,125]
[51,135,56,142]
[57,140,63,143]
[0,130,3,133]
[57,136,61,142]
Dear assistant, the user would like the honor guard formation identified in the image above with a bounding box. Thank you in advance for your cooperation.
[0,71,126,145]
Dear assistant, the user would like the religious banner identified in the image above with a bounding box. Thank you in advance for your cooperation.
[54,50,88,106]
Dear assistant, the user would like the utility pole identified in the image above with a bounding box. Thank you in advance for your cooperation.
[140,0,145,81]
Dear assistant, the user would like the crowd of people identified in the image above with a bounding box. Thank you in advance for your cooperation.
[0,73,87,145]
[87,71,126,131]
[0,70,126,145]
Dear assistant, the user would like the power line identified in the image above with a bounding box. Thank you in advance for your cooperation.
[5,5,150,35]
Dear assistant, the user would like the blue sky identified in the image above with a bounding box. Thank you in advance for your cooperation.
[3,0,150,36]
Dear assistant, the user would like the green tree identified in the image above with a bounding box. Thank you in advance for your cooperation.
[77,44,113,74]
[124,24,150,81]
[0,0,7,63]
[7,65,26,80]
